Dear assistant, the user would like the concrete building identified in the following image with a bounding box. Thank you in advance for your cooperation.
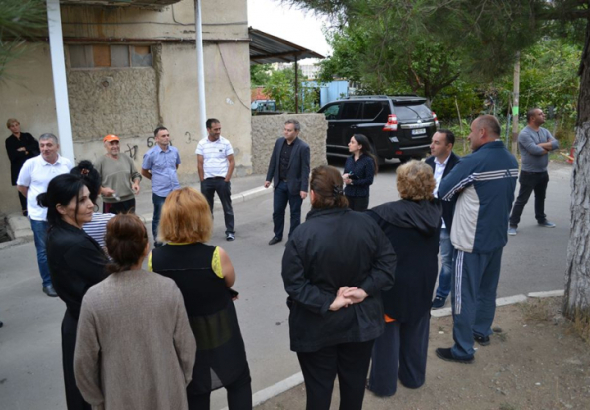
[0,0,252,215]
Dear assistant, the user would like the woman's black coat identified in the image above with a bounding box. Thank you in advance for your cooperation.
[281,207,397,352]
[368,199,442,323]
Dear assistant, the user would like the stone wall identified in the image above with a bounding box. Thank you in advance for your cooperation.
[67,68,159,142]
[251,114,328,175]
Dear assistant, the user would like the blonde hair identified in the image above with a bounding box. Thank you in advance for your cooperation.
[158,187,212,243]
[397,160,435,201]
[6,118,19,128]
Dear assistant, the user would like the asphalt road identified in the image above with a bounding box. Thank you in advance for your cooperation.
[0,160,572,409]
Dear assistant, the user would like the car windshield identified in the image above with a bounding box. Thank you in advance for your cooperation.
[394,104,432,121]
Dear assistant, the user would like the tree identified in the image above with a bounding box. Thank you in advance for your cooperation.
[263,66,319,113]
[0,0,46,81]
[250,63,272,87]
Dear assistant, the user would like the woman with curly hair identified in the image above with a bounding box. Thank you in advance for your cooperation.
[366,160,442,397]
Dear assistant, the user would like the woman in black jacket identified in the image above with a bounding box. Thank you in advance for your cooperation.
[342,134,377,211]
[366,160,442,397]
[5,118,39,215]
[281,165,396,410]
[39,174,108,410]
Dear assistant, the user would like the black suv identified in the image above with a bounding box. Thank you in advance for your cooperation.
[318,95,439,163]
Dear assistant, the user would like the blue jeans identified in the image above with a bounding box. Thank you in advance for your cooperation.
[435,228,453,299]
[273,181,303,240]
[451,248,503,359]
[30,219,51,287]
[152,193,167,244]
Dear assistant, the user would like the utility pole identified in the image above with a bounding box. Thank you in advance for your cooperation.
[511,51,520,156]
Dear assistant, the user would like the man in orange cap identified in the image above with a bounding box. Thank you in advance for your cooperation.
[94,134,142,214]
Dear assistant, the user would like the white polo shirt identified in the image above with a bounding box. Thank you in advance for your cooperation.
[17,154,73,221]
[195,136,234,179]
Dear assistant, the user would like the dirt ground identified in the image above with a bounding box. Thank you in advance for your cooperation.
[256,297,590,410]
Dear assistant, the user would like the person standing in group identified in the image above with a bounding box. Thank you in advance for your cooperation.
[366,161,442,397]
[264,119,310,246]
[71,160,115,249]
[436,115,518,364]
[282,165,396,410]
[74,214,196,410]
[427,130,461,309]
[342,134,377,211]
[95,134,141,214]
[142,126,181,246]
[196,119,236,241]
[40,173,108,410]
[5,118,39,216]
[151,188,252,410]
[17,133,72,297]
[508,108,559,235]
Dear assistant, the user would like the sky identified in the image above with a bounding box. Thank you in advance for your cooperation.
[247,0,332,60]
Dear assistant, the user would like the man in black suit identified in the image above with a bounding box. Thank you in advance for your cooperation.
[426,129,461,309]
[264,119,311,245]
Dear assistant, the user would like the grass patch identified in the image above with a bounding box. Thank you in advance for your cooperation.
[519,298,561,323]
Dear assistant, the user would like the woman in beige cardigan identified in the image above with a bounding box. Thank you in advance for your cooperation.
[73,214,196,410]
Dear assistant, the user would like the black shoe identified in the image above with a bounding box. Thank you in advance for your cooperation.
[43,285,58,297]
[432,296,446,309]
[0,320,3,328]
[226,233,235,241]
[474,334,490,346]
[268,237,282,246]
[436,348,474,364]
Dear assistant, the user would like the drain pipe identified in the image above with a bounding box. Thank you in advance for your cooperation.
[194,0,208,145]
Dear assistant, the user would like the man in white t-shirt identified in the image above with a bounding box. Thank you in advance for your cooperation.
[17,134,73,297]
[196,118,235,241]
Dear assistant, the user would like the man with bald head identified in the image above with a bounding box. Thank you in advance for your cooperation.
[435,115,518,364]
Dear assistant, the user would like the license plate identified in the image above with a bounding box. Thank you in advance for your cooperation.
[412,128,426,135]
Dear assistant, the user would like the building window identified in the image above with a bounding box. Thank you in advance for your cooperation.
[69,45,152,69]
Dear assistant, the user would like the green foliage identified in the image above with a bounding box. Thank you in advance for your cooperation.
[250,64,272,87]
[0,0,47,81]
[262,66,319,113]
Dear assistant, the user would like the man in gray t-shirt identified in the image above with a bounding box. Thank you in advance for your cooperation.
[508,108,559,235]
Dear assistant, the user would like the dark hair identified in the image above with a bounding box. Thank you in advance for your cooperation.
[153,126,168,137]
[285,119,301,131]
[437,129,455,146]
[105,214,148,274]
[206,118,220,129]
[352,134,379,175]
[310,165,348,210]
[37,174,86,227]
[71,160,101,204]
[526,108,540,123]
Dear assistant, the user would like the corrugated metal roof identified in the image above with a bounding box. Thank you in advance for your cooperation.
[60,0,181,8]
[249,27,324,65]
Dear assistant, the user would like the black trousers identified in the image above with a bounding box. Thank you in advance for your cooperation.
[187,365,252,410]
[296,340,374,410]
[103,198,136,214]
[368,312,430,396]
[509,171,549,227]
[201,178,235,235]
[62,311,92,410]
[346,196,369,212]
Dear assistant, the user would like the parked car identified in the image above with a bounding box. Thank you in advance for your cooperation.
[318,95,439,163]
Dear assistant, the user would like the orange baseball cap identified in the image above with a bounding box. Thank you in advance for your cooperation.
[103,134,119,142]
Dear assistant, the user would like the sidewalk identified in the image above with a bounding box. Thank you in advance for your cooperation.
[4,173,271,241]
